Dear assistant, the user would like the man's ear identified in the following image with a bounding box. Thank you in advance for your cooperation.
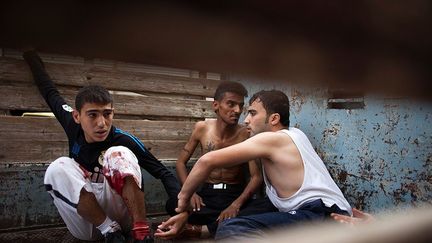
[72,110,80,124]
[269,113,281,125]
[212,100,219,114]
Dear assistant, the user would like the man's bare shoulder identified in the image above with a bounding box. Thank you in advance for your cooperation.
[197,119,217,127]
[191,120,217,141]
[250,131,293,146]
[193,119,214,131]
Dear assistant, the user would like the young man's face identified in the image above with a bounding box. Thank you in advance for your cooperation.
[244,99,271,136]
[213,92,244,125]
[73,102,114,143]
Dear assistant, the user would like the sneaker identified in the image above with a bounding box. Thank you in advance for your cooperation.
[105,230,126,243]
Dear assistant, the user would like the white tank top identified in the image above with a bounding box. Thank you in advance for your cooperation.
[264,128,352,215]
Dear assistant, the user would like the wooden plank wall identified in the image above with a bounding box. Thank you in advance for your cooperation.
[0,53,220,164]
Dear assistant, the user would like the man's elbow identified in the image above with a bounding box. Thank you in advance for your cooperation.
[254,174,263,183]
[196,153,216,170]
[250,174,263,187]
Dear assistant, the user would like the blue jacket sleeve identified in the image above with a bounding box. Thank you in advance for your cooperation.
[139,149,181,199]
[116,130,181,199]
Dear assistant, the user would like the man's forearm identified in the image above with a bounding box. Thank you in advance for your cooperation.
[176,147,195,185]
[175,163,189,185]
[231,176,261,209]
[178,158,212,202]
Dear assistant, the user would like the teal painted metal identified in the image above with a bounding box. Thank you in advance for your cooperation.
[0,165,60,230]
[237,78,432,213]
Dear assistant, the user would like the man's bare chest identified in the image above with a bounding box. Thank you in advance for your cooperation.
[201,136,241,153]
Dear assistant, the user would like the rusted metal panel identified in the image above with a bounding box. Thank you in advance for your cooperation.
[238,78,432,213]
[319,97,432,212]
[0,165,62,229]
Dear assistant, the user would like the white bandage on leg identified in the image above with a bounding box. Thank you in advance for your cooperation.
[102,146,142,194]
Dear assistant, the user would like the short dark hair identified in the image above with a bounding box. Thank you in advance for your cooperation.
[249,90,290,127]
[214,81,248,101]
[75,85,113,111]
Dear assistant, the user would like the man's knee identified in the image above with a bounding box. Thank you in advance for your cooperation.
[104,146,137,164]
[103,146,142,195]
[215,218,242,240]
[219,217,239,228]
[217,218,243,233]
[45,157,77,182]
[215,217,264,240]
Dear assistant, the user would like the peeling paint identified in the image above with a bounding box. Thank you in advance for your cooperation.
[290,88,306,113]
[337,170,348,183]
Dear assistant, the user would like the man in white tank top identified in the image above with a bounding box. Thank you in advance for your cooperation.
[155,90,352,241]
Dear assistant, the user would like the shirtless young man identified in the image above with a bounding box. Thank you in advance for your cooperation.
[174,81,265,237]
[157,89,351,240]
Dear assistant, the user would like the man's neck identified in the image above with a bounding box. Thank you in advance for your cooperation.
[271,125,288,132]
[214,119,238,140]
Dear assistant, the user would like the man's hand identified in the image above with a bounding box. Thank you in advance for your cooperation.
[190,193,206,212]
[331,208,375,226]
[154,212,189,240]
[217,204,240,222]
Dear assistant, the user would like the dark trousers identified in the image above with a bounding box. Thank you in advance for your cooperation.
[215,199,349,240]
[188,184,277,235]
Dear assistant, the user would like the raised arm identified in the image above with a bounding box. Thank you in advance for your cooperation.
[176,131,276,213]
[22,50,73,130]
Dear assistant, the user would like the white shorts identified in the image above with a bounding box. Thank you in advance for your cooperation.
[44,146,142,241]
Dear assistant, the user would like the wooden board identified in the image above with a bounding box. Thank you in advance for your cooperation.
[0,140,191,163]
[0,57,221,97]
[0,116,201,163]
[0,55,214,164]
[0,83,216,119]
